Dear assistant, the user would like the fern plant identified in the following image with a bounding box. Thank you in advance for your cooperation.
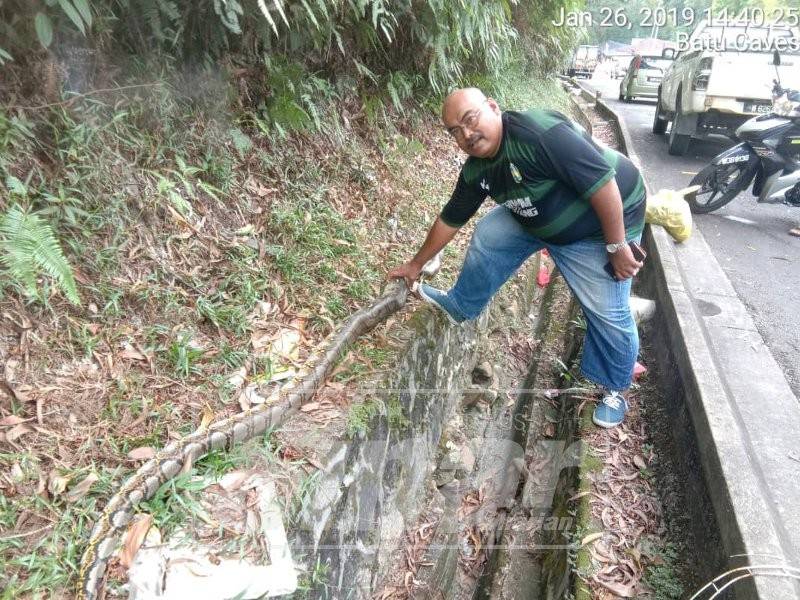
[0,204,81,305]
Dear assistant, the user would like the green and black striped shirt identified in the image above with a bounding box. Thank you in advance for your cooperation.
[440,109,646,245]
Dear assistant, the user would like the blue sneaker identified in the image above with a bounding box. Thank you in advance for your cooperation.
[418,284,467,325]
[592,390,628,428]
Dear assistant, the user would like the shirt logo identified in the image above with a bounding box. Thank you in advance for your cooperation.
[480,179,490,192]
[509,163,522,184]
[505,196,539,218]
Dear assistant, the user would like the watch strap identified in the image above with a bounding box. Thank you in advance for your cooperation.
[606,241,627,253]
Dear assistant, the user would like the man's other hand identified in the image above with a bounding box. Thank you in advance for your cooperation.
[388,261,422,289]
[609,245,643,280]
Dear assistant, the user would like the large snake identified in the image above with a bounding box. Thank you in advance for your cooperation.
[77,280,411,600]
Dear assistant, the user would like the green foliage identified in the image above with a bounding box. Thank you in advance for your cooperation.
[167,332,206,378]
[345,396,408,437]
[28,0,93,49]
[196,295,249,335]
[138,472,212,534]
[513,0,585,75]
[2,0,526,100]
[644,544,685,599]
[386,396,409,430]
[346,399,381,438]
[295,556,330,599]
[480,61,573,115]
[34,12,54,49]
[0,203,80,304]
[256,57,338,137]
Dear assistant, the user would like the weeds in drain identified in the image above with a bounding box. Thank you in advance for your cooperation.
[569,314,587,331]
[295,555,331,599]
[644,544,684,599]
[553,357,575,382]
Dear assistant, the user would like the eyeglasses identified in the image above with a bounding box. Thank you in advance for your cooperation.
[447,99,488,140]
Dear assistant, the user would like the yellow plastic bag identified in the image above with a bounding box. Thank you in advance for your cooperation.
[645,186,696,243]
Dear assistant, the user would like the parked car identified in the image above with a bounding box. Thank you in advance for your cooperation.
[653,21,800,155]
[568,45,599,79]
[619,55,672,101]
[610,56,630,79]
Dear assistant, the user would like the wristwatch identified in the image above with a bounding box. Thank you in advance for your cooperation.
[605,241,627,253]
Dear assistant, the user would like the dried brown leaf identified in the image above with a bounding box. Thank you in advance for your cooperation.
[0,415,26,426]
[6,423,34,442]
[581,532,604,547]
[590,546,611,564]
[120,343,146,361]
[568,490,591,502]
[127,446,156,461]
[10,462,24,483]
[305,456,325,470]
[218,470,251,492]
[595,577,635,597]
[197,405,214,432]
[66,472,99,503]
[47,471,71,497]
[4,358,20,383]
[120,514,153,568]
[632,455,647,470]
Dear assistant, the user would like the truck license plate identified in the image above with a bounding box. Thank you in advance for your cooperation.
[744,102,771,114]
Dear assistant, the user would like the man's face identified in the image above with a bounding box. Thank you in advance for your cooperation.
[442,95,503,159]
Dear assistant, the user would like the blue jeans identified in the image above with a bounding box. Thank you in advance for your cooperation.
[445,205,639,391]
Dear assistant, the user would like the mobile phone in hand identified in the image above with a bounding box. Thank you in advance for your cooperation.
[604,241,647,281]
[629,240,647,262]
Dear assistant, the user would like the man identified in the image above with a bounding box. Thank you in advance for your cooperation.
[388,88,646,429]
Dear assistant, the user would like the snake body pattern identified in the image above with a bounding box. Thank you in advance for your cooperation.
[77,281,409,600]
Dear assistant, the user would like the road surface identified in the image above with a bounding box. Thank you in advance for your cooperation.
[589,73,799,398]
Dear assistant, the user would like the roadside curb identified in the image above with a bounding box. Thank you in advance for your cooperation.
[598,96,800,598]
[595,96,645,180]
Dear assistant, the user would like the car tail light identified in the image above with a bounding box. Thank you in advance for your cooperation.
[692,57,713,91]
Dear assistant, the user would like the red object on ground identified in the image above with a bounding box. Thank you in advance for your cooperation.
[633,361,647,380]
[537,264,551,287]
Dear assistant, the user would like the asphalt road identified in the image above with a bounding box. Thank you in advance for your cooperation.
[588,74,799,398]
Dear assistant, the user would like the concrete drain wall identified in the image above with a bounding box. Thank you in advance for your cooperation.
[288,254,553,598]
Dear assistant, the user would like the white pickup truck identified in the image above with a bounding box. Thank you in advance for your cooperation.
[653,22,800,155]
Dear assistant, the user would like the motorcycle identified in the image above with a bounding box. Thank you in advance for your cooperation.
[687,50,800,214]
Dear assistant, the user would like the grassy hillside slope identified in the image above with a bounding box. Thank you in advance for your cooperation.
[0,60,570,596]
